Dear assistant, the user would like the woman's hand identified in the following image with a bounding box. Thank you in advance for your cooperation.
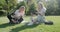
[11,19,17,23]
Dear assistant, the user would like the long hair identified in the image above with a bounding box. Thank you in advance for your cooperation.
[37,2,44,11]
[19,6,25,12]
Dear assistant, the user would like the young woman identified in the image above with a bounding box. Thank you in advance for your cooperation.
[27,2,47,25]
[37,2,47,24]
[7,6,25,24]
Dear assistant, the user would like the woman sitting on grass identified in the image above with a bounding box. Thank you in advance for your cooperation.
[36,2,47,24]
[7,6,25,24]
[27,2,47,25]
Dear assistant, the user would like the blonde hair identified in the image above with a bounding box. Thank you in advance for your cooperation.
[37,2,44,11]
[38,2,44,8]
[19,6,25,11]
[20,6,25,9]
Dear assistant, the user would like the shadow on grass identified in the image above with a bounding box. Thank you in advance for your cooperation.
[10,24,39,32]
[0,23,16,28]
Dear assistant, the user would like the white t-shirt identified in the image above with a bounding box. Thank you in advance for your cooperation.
[14,10,20,17]
[38,7,46,16]
[14,10,24,19]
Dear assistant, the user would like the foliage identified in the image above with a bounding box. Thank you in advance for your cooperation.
[0,0,60,16]
[0,0,17,16]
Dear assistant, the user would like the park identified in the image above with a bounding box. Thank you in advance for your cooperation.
[0,16,60,32]
[0,0,60,32]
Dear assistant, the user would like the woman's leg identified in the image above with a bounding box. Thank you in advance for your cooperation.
[7,15,14,24]
[18,17,23,23]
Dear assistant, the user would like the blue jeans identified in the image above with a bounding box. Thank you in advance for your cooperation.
[37,15,46,23]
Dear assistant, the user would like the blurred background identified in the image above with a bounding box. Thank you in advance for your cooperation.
[0,0,60,16]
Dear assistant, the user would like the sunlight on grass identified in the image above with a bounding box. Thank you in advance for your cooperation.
[0,16,60,32]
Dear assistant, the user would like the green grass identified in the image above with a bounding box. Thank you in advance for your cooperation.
[0,16,60,32]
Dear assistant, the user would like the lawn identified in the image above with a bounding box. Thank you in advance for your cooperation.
[0,16,60,32]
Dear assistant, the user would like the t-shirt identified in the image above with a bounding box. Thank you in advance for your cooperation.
[14,10,24,19]
[14,10,20,17]
[38,7,46,16]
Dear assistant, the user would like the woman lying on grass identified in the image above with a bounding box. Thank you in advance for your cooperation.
[7,6,25,24]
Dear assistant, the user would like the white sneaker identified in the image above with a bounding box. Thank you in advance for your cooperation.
[36,22,39,24]
[27,22,33,26]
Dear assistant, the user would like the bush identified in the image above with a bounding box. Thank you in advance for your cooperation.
[26,4,37,15]
[0,10,6,16]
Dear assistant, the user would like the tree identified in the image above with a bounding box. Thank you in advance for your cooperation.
[24,0,37,15]
[0,0,18,16]
[46,0,59,15]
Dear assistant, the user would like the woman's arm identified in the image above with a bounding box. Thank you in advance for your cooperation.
[11,19,17,23]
